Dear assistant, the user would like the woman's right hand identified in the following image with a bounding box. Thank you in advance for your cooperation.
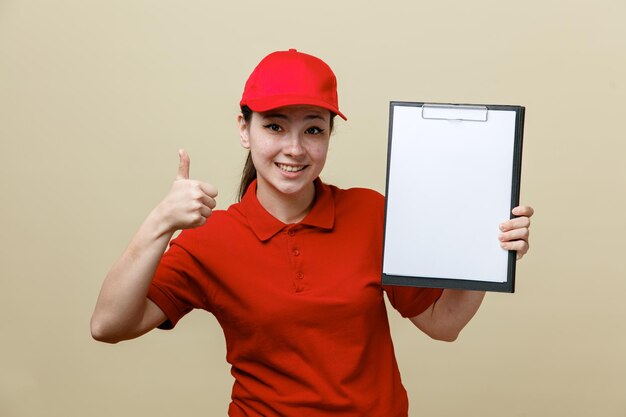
[91,149,218,343]
[154,149,218,233]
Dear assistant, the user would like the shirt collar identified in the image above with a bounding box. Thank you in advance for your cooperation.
[240,178,335,242]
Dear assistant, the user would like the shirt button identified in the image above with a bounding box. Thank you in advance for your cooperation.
[292,249,300,256]
[288,230,296,237]
[296,272,304,280]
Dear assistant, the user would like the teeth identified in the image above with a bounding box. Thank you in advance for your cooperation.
[277,163,305,173]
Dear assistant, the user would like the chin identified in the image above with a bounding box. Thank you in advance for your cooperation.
[271,176,316,196]
[275,182,310,196]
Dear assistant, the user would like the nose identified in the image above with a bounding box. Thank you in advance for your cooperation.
[283,132,305,157]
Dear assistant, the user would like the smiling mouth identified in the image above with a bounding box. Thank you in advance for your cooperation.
[276,163,306,173]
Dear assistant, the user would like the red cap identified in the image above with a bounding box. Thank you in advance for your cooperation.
[240,49,347,120]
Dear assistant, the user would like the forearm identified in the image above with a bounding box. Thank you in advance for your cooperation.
[410,205,533,341]
[410,289,486,342]
[91,207,173,341]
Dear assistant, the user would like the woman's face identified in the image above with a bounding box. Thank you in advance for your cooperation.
[238,105,332,204]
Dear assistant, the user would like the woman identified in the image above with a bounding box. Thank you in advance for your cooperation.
[91,49,533,416]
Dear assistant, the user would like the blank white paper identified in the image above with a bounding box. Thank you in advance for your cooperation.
[383,105,517,283]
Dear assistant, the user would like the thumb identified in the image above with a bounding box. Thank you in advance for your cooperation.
[176,149,190,180]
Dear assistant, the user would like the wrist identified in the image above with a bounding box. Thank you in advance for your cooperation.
[145,204,177,240]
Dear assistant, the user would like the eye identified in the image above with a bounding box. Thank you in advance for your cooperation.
[263,123,282,132]
[305,126,325,135]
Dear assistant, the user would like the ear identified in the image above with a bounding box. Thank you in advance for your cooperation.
[238,114,250,149]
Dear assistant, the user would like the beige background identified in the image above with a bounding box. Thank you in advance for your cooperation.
[1,0,625,416]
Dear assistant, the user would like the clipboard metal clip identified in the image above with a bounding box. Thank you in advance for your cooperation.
[421,103,488,122]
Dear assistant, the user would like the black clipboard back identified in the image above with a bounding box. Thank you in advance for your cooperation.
[381,102,525,293]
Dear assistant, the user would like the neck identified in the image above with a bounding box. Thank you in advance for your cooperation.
[255,181,316,224]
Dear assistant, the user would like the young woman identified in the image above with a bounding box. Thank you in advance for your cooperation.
[91,49,533,417]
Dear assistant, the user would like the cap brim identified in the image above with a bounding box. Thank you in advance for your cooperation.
[242,96,347,121]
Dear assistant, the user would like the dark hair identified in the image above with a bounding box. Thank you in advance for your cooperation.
[237,105,336,201]
[238,106,256,201]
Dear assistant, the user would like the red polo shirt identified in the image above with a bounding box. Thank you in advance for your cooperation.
[147,179,442,417]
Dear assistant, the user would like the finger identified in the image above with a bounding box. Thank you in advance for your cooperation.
[512,205,534,217]
[201,195,217,210]
[500,240,529,259]
[190,215,207,228]
[186,207,211,228]
[177,149,190,180]
[199,206,213,218]
[499,216,531,232]
[500,240,528,252]
[499,227,529,243]
[199,182,218,198]
[184,183,217,210]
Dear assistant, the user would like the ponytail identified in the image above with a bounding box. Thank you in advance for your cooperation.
[238,151,256,201]
[238,106,255,201]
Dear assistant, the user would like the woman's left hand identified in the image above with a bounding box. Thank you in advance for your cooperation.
[499,205,534,260]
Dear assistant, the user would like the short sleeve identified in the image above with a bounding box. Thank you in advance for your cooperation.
[147,233,213,329]
[383,285,443,318]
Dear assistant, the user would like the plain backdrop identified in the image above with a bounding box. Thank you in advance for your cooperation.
[1,1,625,416]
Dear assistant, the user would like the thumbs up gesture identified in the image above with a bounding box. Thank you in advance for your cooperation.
[155,149,218,233]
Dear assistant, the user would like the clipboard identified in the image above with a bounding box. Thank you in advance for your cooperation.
[381,102,525,293]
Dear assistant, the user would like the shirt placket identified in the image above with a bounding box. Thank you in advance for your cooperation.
[286,226,304,293]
